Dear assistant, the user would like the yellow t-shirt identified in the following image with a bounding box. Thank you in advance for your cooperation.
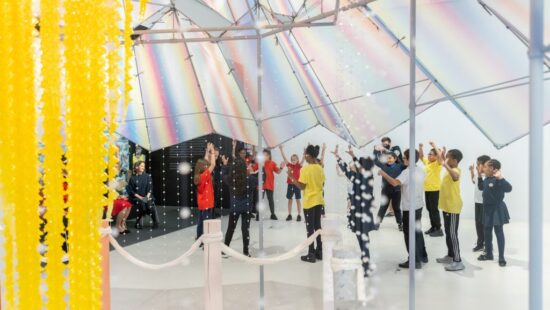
[421,158,442,191]
[438,168,462,214]
[299,163,325,209]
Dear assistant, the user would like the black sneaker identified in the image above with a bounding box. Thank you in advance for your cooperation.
[429,229,444,237]
[374,224,380,231]
[270,214,278,220]
[398,224,403,231]
[301,254,316,263]
[472,244,484,252]
[478,254,494,261]
[296,215,302,222]
[315,251,323,261]
[421,256,429,263]
[286,214,292,221]
[424,227,434,235]
[398,260,421,269]
[499,259,507,267]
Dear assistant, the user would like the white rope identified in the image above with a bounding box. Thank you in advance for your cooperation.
[202,232,223,245]
[220,230,323,265]
[331,257,367,303]
[108,234,204,270]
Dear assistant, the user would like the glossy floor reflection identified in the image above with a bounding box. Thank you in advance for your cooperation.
[110,214,549,310]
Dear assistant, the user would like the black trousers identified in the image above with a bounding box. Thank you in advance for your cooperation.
[263,190,276,216]
[135,200,158,225]
[484,225,505,259]
[225,212,251,254]
[304,205,323,255]
[475,203,484,247]
[403,209,428,262]
[425,191,441,230]
[356,234,370,275]
[443,212,461,262]
[377,186,402,225]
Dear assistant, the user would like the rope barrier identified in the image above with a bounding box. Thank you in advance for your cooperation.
[108,234,204,270]
[219,230,323,265]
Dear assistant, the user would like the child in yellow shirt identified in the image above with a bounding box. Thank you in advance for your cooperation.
[433,143,465,272]
[419,142,443,237]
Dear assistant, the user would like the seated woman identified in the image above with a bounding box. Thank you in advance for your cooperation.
[126,161,158,229]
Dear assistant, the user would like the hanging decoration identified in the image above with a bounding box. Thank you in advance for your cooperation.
[40,0,68,308]
[0,1,132,309]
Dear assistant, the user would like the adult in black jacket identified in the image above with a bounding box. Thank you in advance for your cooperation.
[126,161,158,229]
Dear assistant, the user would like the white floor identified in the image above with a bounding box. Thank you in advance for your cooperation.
[110,212,550,310]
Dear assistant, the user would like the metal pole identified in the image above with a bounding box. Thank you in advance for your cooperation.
[408,1,416,310]
[528,0,544,309]
[257,36,265,310]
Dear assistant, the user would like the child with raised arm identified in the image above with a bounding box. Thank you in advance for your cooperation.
[194,142,217,240]
[279,145,305,222]
[252,149,282,220]
[288,145,325,263]
[433,143,465,272]
[379,149,428,269]
[374,146,406,231]
[334,145,376,277]
[470,155,491,252]
[419,142,443,237]
[477,159,511,267]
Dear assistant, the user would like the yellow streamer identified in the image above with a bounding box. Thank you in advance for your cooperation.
[0,2,16,307]
[40,0,68,308]
[139,0,147,20]
[124,0,134,118]
[12,1,42,308]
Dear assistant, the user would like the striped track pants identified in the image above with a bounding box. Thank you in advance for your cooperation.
[443,211,461,262]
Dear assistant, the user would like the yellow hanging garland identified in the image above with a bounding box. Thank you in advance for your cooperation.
[12,1,42,308]
[0,1,17,309]
[40,0,68,308]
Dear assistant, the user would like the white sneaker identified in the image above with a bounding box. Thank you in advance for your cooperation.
[436,255,453,264]
[445,261,465,271]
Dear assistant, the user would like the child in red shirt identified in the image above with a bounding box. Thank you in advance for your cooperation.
[252,149,281,220]
[279,145,305,222]
[194,142,217,240]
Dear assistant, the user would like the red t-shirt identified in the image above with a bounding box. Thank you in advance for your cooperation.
[286,163,302,184]
[253,160,280,191]
[197,170,214,210]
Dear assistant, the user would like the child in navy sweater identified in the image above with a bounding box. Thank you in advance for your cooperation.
[374,149,406,231]
[476,159,512,267]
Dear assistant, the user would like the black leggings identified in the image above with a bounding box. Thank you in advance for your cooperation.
[225,212,251,254]
[377,186,402,225]
[263,190,276,216]
[425,191,441,230]
[304,205,323,255]
[475,203,484,247]
[403,209,428,261]
[484,225,505,259]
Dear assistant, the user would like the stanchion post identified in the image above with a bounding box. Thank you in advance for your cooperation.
[101,219,111,310]
[203,219,223,310]
[321,215,342,310]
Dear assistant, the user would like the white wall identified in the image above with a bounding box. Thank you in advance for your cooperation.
[269,101,549,222]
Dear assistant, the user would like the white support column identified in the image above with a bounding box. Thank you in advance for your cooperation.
[408,1,417,310]
[321,215,342,310]
[203,219,223,310]
[528,0,544,309]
